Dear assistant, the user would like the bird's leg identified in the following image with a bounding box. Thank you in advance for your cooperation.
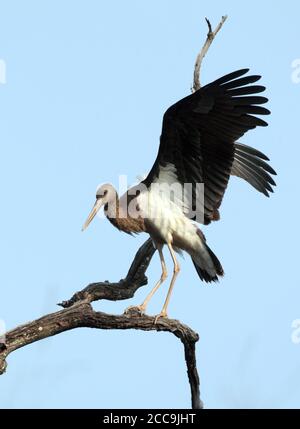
[154,243,180,323]
[124,246,167,315]
[139,247,167,312]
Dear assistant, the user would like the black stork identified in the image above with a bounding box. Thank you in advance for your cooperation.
[82,68,276,321]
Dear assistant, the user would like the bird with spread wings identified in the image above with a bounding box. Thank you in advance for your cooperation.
[82,68,276,321]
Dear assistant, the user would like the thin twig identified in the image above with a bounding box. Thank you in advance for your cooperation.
[192,15,228,92]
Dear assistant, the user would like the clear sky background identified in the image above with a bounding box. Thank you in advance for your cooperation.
[0,0,299,409]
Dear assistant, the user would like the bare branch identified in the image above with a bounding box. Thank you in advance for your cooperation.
[59,238,156,308]
[0,239,202,409]
[192,15,228,92]
[0,307,202,409]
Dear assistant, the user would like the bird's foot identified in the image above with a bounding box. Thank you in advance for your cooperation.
[154,310,168,324]
[124,304,147,316]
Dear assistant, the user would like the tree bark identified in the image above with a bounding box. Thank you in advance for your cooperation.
[0,239,202,409]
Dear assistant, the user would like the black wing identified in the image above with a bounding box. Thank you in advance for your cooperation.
[143,69,274,224]
[231,143,276,196]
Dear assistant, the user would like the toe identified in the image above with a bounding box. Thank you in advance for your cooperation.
[154,311,168,324]
[124,305,146,315]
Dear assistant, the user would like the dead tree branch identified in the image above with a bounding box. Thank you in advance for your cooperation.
[192,15,228,92]
[0,306,201,408]
[0,239,202,409]
[59,238,156,308]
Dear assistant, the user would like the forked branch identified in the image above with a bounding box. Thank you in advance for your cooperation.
[192,15,228,92]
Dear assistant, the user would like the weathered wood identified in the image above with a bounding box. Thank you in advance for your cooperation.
[0,239,202,409]
[192,16,228,92]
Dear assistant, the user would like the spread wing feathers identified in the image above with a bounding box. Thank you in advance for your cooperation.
[231,143,276,196]
[143,69,271,225]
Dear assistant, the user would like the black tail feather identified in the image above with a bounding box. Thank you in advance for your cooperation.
[192,242,224,283]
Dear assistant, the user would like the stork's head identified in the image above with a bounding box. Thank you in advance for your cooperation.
[82,183,116,231]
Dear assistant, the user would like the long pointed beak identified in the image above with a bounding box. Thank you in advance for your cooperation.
[82,199,103,231]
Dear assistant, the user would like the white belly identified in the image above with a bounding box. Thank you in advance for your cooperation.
[137,188,201,249]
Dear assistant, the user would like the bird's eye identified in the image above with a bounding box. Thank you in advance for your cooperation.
[96,189,108,199]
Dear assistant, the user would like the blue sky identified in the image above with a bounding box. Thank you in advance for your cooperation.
[0,0,299,408]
